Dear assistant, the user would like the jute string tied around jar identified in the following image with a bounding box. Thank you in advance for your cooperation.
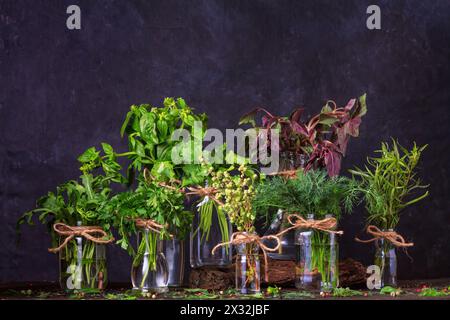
[48,223,114,253]
[267,170,299,179]
[134,218,174,238]
[211,232,281,282]
[355,225,414,247]
[185,186,224,206]
[143,168,224,206]
[276,214,344,237]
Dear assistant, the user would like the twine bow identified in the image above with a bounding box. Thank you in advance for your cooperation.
[211,232,281,282]
[268,170,299,179]
[143,168,223,205]
[143,168,182,192]
[186,186,224,206]
[276,214,343,237]
[355,225,414,247]
[134,218,174,238]
[48,223,114,253]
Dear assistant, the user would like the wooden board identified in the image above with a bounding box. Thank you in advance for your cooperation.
[189,258,367,290]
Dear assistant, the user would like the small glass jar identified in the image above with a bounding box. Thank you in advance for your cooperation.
[131,228,169,293]
[162,238,185,287]
[59,235,108,291]
[190,198,232,268]
[375,233,397,288]
[295,214,339,292]
[235,235,261,294]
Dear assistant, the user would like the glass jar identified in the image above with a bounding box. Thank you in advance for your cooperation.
[131,228,169,293]
[265,209,296,260]
[375,234,397,288]
[162,238,185,287]
[190,198,232,268]
[59,235,108,291]
[294,214,339,292]
[235,235,261,294]
[264,152,308,260]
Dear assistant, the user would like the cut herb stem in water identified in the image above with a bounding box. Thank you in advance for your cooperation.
[60,238,107,290]
[191,198,232,267]
[131,229,168,293]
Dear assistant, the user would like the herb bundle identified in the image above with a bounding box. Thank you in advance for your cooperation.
[349,139,429,288]
[239,94,367,176]
[349,139,429,230]
[106,177,192,256]
[253,169,359,291]
[18,143,126,289]
[105,176,192,290]
[190,146,247,263]
[120,97,208,186]
[253,169,359,222]
[116,97,208,287]
[205,162,261,233]
[201,160,265,292]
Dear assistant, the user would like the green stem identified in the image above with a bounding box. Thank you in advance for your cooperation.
[134,230,158,289]
[310,231,337,289]
[197,199,230,248]
[62,238,106,290]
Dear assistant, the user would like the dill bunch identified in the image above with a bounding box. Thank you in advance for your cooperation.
[253,170,360,221]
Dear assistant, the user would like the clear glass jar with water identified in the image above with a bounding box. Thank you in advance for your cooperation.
[131,228,169,293]
[294,214,339,292]
[59,236,108,291]
[374,233,397,288]
[235,235,261,294]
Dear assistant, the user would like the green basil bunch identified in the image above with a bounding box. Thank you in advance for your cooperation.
[120,97,208,186]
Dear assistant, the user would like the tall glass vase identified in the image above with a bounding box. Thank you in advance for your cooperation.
[375,234,397,288]
[265,151,308,260]
[190,198,232,268]
[294,214,339,292]
[162,238,185,287]
[59,236,108,291]
[235,235,261,294]
[131,228,169,293]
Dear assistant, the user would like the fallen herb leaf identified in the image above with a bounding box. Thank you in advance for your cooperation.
[380,286,399,294]
[184,288,209,294]
[266,286,281,297]
[332,287,363,297]
[282,291,315,299]
[105,293,137,300]
[419,287,449,297]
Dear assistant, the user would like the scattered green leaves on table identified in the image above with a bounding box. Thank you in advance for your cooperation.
[419,287,449,297]
[332,287,363,297]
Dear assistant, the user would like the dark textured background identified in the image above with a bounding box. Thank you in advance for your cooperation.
[1,0,449,283]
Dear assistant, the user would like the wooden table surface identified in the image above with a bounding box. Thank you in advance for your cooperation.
[0,279,449,300]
